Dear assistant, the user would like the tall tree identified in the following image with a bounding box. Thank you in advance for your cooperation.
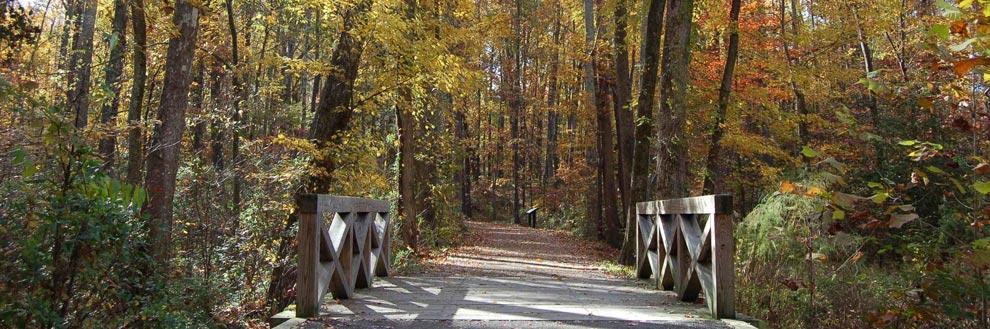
[703,0,741,194]
[582,0,601,237]
[623,0,666,264]
[398,0,421,251]
[656,0,695,199]
[125,0,147,185]
[307,0,372,192]
[509,0,524,225]
[142,0,201,267]
[97,0,127,172]
[543,0,562,188]
[225,0,244,217]
[613,0,636,263]
[66,0,97,128]
[779,0,810,150]
[849,4,884,168]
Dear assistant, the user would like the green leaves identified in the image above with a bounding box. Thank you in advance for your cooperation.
[932,24,951,40]
[10,147,38,178]
[974,181,990,194]
[84,176,147,209]
[801,145,818,158]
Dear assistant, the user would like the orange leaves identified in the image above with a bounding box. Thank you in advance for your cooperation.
[779,181,824,197]
[779,180,795,193]
[952,57,990,76]
[950,20,968,36]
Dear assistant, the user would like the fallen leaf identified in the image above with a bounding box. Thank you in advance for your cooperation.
[888,213,919,228]
[975,163,990,175]
[950,20,968,36]
[953,57,990,76]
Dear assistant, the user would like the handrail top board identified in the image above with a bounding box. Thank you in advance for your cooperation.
[636,194,731,215]
[296,194,390,214]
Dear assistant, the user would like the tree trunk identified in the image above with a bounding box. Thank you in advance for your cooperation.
[125,0,147,186]
[456,109,473,219]
[98,0,128,173]
[613,0,636,264]
[142,0,201,268]
[596,60,622,248]
[190,61,207,154]
[656,0,694,199]
[67,0,97,129]
[779,0,810,152]
[702,0,741,194]
[623,0,666,264]
[850,5,884,169]
[398,91,420,251]
[397,0,421,252]
[544,3,561,188]
[225,0,244,219]
[306,0,372,193]
[208,64,225,171]
[509,0,524,225]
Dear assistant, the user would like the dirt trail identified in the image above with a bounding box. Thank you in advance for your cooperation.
[416,221,621,279]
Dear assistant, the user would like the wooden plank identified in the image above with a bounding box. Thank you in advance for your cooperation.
[672,215,701,301]
[636,200,656,215]
[656,194,732,215]
[318,195,390,214]
[695,215,713,262]
[295,212,320,317]
[297,194,390,214]
[635,214,656,279]
[374,212,391,277]
[711,211,736,318]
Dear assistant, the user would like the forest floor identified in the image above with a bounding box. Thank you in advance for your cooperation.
[287,221,754,329]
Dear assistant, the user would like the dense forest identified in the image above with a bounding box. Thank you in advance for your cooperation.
[1,0,989,327]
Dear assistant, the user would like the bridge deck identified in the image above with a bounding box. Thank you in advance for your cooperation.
[281,221,754,328]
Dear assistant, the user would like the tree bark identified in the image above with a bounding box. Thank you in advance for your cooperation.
[510,0,524,225]
[397,0,421,251]
[702,0,741,194]
[225,0,244,218]
[142,0,201,267]
[456,109,473,219]
[98,0,128,173]
[543,2,562,189]
[622,0,666,264]
[656,0,694,199]
[582,0,600,238]
[125,0,147,186]
[67,0,97,129]
[613,0,636,264]
[596,60,622,248]
[190,61,207,155]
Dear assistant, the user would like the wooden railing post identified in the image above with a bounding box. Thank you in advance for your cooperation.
[293,194,391,318]
[635,194,735,319]
[295,194,321,317]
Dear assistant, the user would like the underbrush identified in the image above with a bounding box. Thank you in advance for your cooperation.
[737,174,989,328]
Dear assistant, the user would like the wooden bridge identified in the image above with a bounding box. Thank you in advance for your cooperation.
[271,194,755,329]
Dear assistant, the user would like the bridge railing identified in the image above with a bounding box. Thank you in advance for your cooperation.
[295,194,391,317]
[635,194,735,319]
